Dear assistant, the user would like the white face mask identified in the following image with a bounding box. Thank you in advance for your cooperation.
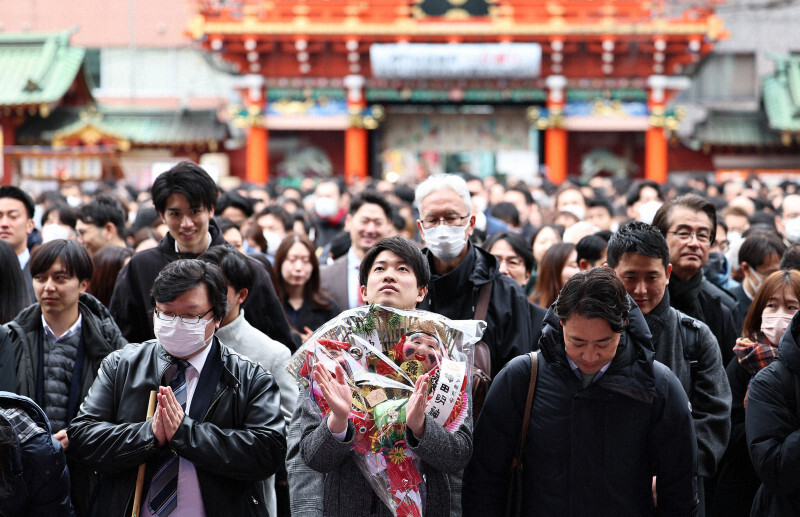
[637,200,663,225]
[314,197,339,218]
[561,205,586,221]
[473,210,487,233]
[263,231,285,255]
[746,269,764,297]
[760,312,794,346]
[784,216,800,243]
[423,221,469,262]
[154,315,214,358]
[473,196,488,215]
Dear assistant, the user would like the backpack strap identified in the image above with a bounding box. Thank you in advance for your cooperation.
[675,309,702,402]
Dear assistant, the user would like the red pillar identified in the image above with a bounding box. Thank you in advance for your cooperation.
[545,75,568,185]
[645,76,668,184]
[344,74,368,185]
[244,76,268,185]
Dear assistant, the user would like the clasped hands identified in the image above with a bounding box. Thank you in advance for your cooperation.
[152,385,185,447]
[312,362,430,440]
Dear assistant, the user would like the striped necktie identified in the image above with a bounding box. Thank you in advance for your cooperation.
[148,360,188,517]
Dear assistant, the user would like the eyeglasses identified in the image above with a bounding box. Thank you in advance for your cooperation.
[667,230,711,244]
[421,214,469,229]
[154,308,213,325]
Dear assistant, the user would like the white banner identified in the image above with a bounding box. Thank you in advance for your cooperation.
[370,43,541,79]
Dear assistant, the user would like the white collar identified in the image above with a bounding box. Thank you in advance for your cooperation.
[41,313,83,342]
[18,247,30,269]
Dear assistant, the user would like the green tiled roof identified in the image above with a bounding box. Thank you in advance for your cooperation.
[0,30,87,108]
[693,110,783,147]
[764,54,800,133]
[17,107,228,147]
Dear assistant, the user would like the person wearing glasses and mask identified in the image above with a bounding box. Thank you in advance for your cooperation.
[652,194,739,369]
[68,259,287,517]
[415,174,536,376]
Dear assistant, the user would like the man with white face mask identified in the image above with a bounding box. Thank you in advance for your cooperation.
[775,194,800,245]
[69,259,286,517]
[415,174,536,378]
[730,232,786,333]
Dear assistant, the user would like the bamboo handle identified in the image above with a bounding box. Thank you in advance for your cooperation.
[131,391,158,517]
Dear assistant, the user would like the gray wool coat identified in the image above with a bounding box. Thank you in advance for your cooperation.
[295,395,472,517]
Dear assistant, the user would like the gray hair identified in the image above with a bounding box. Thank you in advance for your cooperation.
[414,174,471,216]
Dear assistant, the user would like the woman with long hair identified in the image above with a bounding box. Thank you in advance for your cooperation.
[712,269,800,516]
[530,242,579,309]
[274,233,340,342]
[87,246,134,308]
[0,240,31,324]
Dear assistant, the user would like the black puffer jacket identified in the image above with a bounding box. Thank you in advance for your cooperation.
[6,293,126,426]
[67,339,287,517]
[746,312,800,516]
[464,299,699,516]
[109,220,294,348]
[418,241,536,376]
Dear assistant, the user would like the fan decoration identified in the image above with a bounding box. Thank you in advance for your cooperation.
[288,304,485,517]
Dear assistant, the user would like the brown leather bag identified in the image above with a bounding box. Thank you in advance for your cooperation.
[472,282,493,417]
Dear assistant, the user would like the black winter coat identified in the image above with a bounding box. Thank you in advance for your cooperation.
[418,242,537,377]
[463,300,699,517]
[67,338,287,517]
[109,220,294,347]
[746,312,800,516]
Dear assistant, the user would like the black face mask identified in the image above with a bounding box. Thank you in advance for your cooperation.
[703,252,726,278]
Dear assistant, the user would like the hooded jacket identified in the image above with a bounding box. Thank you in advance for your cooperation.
[109,219,294,348]
[418,241,536,377]
[745,312,800,516]
[463,299,698,517]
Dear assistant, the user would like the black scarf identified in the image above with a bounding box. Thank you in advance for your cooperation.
[668,271,705,321]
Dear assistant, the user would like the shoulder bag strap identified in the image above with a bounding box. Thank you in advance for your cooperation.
[511,351,538,469]
[474,281,493,321]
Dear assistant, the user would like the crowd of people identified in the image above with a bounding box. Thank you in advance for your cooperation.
[0,163,799,516]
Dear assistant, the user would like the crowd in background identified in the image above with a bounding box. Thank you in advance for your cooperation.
[2,166,800,516]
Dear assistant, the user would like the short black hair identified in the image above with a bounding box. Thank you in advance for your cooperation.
[359,236,429,288]
[587,197,614,216]
[349,190,393,220]
[199,245,254,293]
[78,195,126,234]
[151,161,219,214]
[739,231,787,269]
[256,206,292,233]
[217,191,254,218]
[484,231,534,274]
[42,203,77,228]
[576,234,608,266]
[30,239,93,281]
[781,244,800,270]
[625,180,663,207]
[555,267,630,333]
[150,259,228,321]
[606,221,670,270]
[507,185,534,205]
[652,193,717,245]
[0,186,35,219]
[490,202,520,228]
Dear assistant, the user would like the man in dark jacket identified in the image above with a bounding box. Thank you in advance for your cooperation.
[414,174,536,377]
[606,221,731,515]
[68,259,286,517]
[109,161,294,348]
[464,268,698,516]
[652,194,738,365]
[5,239,126,516]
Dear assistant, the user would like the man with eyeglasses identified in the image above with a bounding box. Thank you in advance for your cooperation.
[319,190,393,310]
[415,174,536,375]
[652,193,738,368]
[69,259,286,517]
